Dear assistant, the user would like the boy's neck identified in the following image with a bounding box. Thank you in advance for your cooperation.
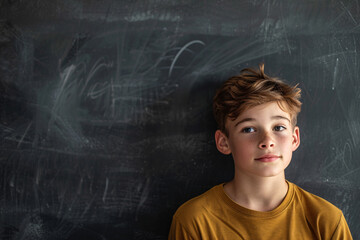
[223,173,288,212]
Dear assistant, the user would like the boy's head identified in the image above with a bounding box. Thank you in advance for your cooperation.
[213,64,302,136]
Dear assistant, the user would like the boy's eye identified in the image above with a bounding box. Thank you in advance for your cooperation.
[274,126,286,131]
[242,127,255,133]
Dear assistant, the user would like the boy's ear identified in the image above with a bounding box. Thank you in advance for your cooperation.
[215,130,232,155]
[291,126,300,151]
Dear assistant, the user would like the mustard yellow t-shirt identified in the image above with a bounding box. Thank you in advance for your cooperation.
[169,181,352,240]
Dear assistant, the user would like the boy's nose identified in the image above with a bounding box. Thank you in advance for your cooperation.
[258,134,275,149]
[259,142,275,148]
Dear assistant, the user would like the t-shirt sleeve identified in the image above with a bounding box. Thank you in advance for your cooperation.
[331,213,353,240]
[168,216,195,240]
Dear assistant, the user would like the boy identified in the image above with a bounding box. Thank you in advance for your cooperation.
[168,64,353,239]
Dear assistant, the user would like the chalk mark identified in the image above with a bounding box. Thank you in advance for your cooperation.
[339,167,360,179]
[102,177,109,203]
[81,57,113,96]
[17,121,32,148]
[135,178,151,221]
[169,40,205,77]
[340,1,357,25]
[332,58,339,90]
[280,2,291,55]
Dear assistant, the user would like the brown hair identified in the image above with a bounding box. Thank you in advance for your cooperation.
[213,63,301,136]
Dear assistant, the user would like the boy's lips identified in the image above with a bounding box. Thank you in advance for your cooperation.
[255,154,280,162]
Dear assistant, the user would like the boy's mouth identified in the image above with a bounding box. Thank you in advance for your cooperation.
[255,154,280,162]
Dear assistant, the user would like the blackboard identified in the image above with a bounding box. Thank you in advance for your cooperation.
[1,0,359,239]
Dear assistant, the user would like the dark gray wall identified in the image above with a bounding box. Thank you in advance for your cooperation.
[1,0,359,239]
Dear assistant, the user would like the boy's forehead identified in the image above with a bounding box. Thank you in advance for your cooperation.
[228,102,291,124]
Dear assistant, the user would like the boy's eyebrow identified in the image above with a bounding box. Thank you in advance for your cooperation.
[271,115,291,122]
[234,118,255,127]
[234,115,290,127]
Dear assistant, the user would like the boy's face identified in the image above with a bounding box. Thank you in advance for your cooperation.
[215,102,300,178]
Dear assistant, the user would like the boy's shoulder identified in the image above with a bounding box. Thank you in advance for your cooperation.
[292,182,342,215]
[173,184,222,221]
[291,182,344,233]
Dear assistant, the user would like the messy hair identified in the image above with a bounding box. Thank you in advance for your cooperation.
[213,63,302,136]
